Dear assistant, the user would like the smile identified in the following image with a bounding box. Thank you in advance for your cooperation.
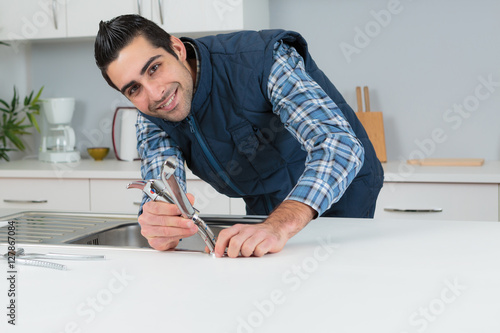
[158,91,176,110]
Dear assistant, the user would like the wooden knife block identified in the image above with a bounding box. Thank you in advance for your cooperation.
[355,86,387,163]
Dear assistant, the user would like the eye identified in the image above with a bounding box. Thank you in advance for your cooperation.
[149,63,159,75]
[128,84,140,96]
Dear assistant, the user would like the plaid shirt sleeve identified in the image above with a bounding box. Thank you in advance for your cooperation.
[267,41,364,216]
[136,112,186,209]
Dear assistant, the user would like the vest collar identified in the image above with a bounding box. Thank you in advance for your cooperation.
[181,37,212,115]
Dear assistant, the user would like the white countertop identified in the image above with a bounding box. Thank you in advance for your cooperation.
[1,159,500,184]
[0,158,199,180]
[383,160,500,183]
[1,216,499,332]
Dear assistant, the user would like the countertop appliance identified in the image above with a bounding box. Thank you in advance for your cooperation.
[112,107,139,161]
[38,97,80,163]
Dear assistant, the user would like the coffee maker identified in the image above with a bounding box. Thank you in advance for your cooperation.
[38,98,81,163]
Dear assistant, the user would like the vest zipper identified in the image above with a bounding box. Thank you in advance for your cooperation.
[187,115,244,196]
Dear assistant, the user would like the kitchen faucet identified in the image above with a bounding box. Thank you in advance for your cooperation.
[127,157,217,254]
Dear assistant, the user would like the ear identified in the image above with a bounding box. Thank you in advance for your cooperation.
[170,36,187,61]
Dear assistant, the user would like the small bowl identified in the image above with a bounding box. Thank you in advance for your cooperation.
[87,147,110,161]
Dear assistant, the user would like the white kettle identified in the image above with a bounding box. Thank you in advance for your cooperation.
[112,107,140,161]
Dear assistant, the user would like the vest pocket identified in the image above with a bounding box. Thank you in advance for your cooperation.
[230,121,286,178]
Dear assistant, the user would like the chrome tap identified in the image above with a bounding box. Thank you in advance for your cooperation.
[160,157,217,253]
[127,158,217,254]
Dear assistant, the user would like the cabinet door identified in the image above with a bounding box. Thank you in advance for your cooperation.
[186,179,230,215]
[152,0,248,34]
[229,197,247,215]
[0,0,67,41]
[375,182,499,221]
[90,179,143,214]
[0,178,90,211]
[90,178,235,215]
[66,0,144,38]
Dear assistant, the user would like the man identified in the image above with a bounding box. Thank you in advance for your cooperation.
[94,15,384,258]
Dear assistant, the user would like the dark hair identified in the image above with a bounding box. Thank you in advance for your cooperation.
[94,14,178,90]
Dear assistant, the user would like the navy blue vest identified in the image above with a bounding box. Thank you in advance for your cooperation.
[142,30,384,217]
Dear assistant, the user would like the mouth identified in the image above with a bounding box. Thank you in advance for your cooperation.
[156,89,177,112]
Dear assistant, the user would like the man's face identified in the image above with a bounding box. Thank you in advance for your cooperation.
[106,35,194,122]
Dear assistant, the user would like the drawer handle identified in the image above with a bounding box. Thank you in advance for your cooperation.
[384,208,443,213]
[133,201,142,206]
[4,199,48,204]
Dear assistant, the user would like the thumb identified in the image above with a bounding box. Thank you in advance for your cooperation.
[186,193,195,205]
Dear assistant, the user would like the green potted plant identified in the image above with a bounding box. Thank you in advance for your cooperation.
[0,41,44,161]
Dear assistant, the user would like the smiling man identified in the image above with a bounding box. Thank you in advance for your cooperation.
[94,14,384,258]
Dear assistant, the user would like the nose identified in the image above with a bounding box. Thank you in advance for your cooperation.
[144,81,165,103]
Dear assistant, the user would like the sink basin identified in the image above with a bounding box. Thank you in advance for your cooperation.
[0,211,264,251]
[70,222,229,252]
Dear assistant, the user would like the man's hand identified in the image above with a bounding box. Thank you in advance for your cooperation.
[214,200,316,258]
[138,194,198,251]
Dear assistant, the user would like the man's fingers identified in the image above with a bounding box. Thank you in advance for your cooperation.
[239,232,269,257]
[141,220,198,238]
[252,238,275,257]
[214,224,282,258]
[147,237,179,251]
[142,200,181,216]
[214,224,242,258]
[186,193,195,205]
[138,200,200,251]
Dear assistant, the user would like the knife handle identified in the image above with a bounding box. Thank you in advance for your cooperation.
[363,86,371,112]
[356,86,363,112]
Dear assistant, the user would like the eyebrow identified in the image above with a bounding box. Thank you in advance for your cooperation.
[120,55,162,94]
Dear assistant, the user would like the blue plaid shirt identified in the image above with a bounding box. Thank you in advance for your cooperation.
[137,41,364,216]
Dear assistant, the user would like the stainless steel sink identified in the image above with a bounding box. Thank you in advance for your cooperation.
[70,222,230,252]
[0,211,264,251]
[70,223,151,247]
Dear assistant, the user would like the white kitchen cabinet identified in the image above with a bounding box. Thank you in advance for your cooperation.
[90,179,143,214]
[0,178,89,211]
[0,160,245,216]
[0,0,67,41]
[374,182,499,222]
[376,161,500,222]
[152,0,269,34]
[89,177,242,215]
[66,0,140,38]
[185,179,231,215]
[67,0,269,38]
[0,0,269,42]
[229,197,247,215]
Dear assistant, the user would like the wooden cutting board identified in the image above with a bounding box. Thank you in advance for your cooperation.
[407,158,485,166]
[355,86,387,162]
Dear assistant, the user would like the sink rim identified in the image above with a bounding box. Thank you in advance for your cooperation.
[0,211,265,246]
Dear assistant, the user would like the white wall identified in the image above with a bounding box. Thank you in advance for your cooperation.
[269,0,500,161]
[0,42,37,158]
[16,0,500,161]
[0,43,29,95]
[30,39,131,157]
